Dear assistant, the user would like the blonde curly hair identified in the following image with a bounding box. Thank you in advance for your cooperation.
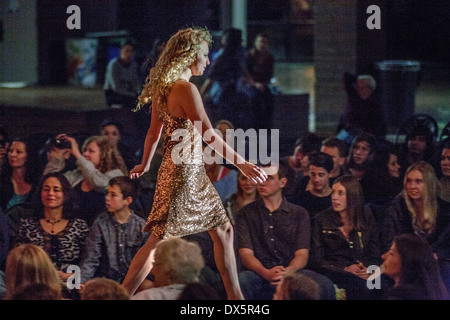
[135,27,212,115]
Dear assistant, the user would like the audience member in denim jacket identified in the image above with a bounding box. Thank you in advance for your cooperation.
[79,177,150,288]
[310,175,387,300]
[380,161,450,295]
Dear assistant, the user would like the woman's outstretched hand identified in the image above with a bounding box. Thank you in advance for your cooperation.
[129,164,148,179]
[237,162,268,184]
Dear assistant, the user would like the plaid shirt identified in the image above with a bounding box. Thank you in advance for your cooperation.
[79,210,149,283]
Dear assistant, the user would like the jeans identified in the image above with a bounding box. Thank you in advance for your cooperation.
[239,269,336,300]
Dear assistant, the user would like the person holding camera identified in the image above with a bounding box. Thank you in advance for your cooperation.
[43,134,128,226]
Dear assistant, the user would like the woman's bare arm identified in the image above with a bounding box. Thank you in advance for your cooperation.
[174,81,267,183]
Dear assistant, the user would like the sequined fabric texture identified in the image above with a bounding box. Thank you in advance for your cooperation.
[143,112,229,238]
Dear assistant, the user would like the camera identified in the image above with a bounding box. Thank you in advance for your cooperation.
[53,137,71,149]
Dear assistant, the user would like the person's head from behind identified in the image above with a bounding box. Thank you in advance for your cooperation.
[293,132,323,169]
[151,238,205,287]
[81,278,130,300]
[308,152,333,194]
[120,39,135,65]
[81,136,127,175]
[100,119,124,147]
[106,176,136,213]
[221,28,242,50]
[178,282,222,300]
[355,75,376,100]
[37,172,76,219]
[5,244,61,300]
[273,272,320,300]
[257,163,288,198]
[10,283,62,300]
[381,233,448,300]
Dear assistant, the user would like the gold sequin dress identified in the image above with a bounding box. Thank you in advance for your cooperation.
[143,111,229,238]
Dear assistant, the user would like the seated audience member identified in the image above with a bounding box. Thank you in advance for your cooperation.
[310,175,386,300]
[273,272,321,300]
[337,72,386,144]
[0,127,10,168]
[380,161,450,294]
[289,152,333,221]
[320,136,348,183]
[178,282,222,300]
[439,139,450,202]
[204,145,238,202]
[361,144,402,203]
[344,132,377,181]
[79,176,149,286]
[15,173,88,283]
[103,39,141,109]
[397,125,439,180]
[4,244,63,300]
[80,278,130,300]
[0,206,8,271]
[44,134,127,225]
[40,136,76,174]
[280,132,323,197]
[224,170,260,224]
[0,207,8,298]
[100,119,138,171]
[0,137,41,212]
[132,238,205,300]
[235,163,335,300]
[381,233,448,300]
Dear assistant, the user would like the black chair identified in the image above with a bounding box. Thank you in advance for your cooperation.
[395,113,439,146]
[439,120,450,143]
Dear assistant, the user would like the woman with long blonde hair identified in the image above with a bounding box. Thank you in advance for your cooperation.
[122,27,267,300]
[381,161,450,294]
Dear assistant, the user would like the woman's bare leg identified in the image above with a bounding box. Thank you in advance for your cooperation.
[122,233,160,296]
[208,222,244,300]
